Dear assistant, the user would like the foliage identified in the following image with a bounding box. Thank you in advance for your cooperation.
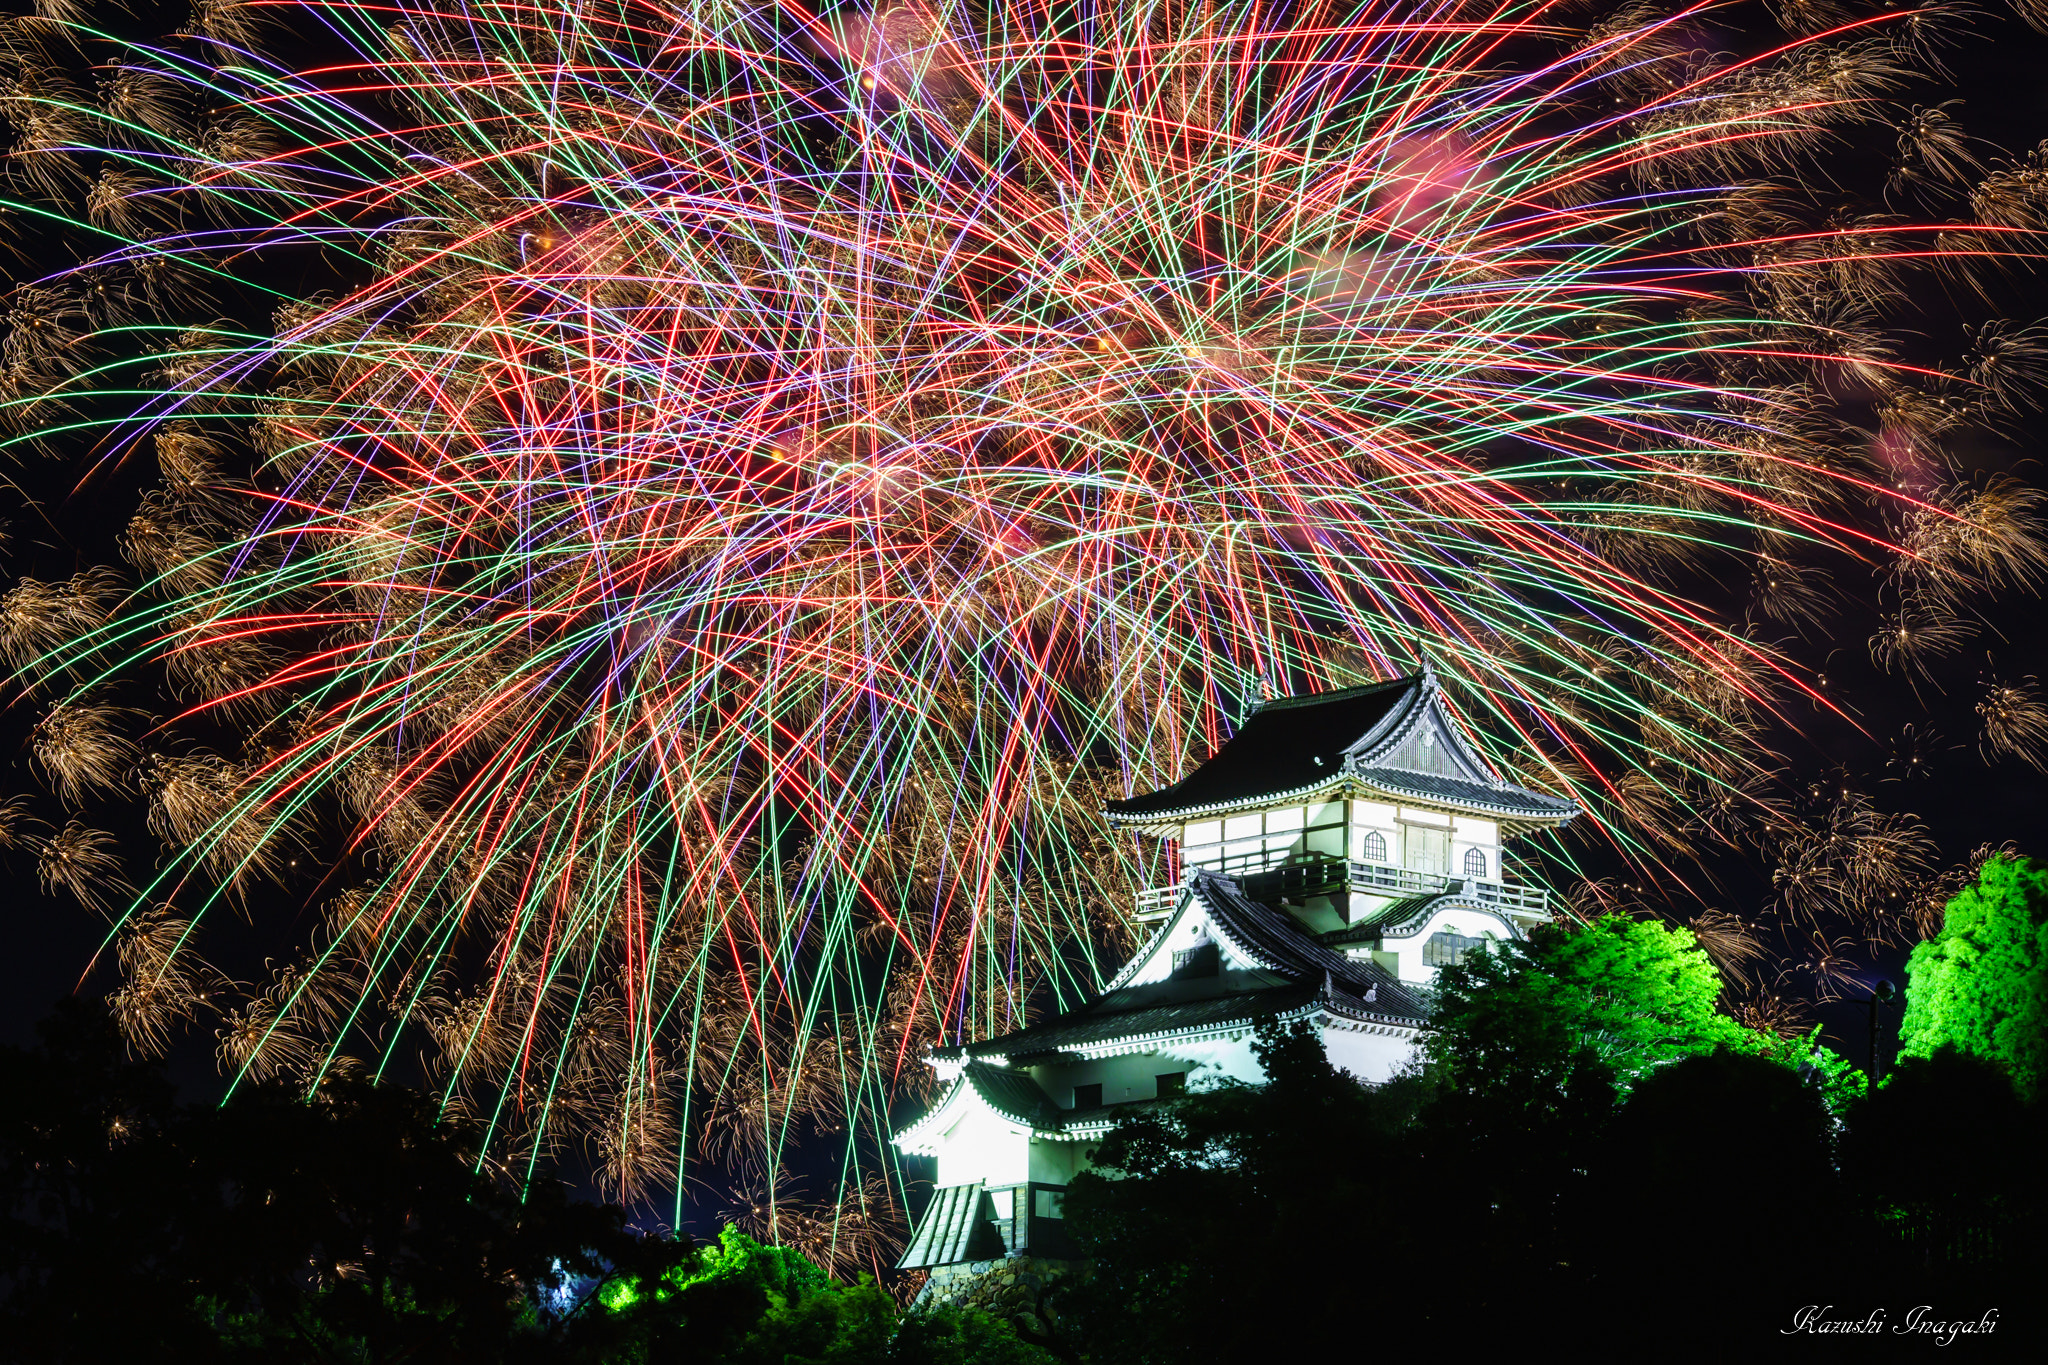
[0,998,216,1361]
[1897,854,2048,1101]
[1060,916,2048,1353]
[593,1224,1046,1364]
[1391,916,1742,1322]
[1839,1048,2048,1272]
[1803,1031,1870,1117]
[1064,1008,2048,1354]
[10,0,2048,1202]
[1585,1050,1840,1327]
[1425,915,1763,1093]
[1064,1022,1416,1360]
[0,1000,1046,1365]
[196,1078,686,1362]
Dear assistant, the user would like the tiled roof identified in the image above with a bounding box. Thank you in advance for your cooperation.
[1348,766,1578,820]
[1102,678,1577,828]
[941,982,1326,1060]
[1191,872,1429,1019]
[935,871,1428,1064]
[1321,895,1441,943]
[1104,680,1413,820]
[962,1062,1063,1128]
[897,1183,1005,1269]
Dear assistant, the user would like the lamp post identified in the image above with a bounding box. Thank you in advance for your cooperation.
[1868,979,1897,1087]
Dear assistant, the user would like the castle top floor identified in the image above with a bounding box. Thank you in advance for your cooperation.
[1105,672,1578,927]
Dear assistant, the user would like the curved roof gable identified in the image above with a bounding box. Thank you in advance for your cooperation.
[1104,672,1577,830]
[932,870,1428,1067]
[1103,678,1414,824]
[894,1061,1062,1153]
[1184,872,1427,1017]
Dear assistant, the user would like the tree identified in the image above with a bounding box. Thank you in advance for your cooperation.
[601,1227,1050,1365]
[191,1078,685,1363]
[1,1000,1047,1365]
[1897,853,2048,1101]
[1425,914,1763,1094]
[1409,916,1779,1275]
[0,1003,691,1364]
[0,999,217,1362]
[1583,1050,1839,1335]
[1838,1048,2048,1310]
[1063,1021,1418,1361]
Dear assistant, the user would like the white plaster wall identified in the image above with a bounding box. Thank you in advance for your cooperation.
[933,1103,1030,1188]
[949,1025,1421,1186]
[1381,904,1515,983]
[1028,1138,1090,1184]
[1120,904,1266,987]
[1029,1041,1247,1107]
[1349,800,1398,862]
[1321,1025,1420,1083]
[1021,1027,1418,1179]
[1174,1033,1267,1088]
[1451,815,1499,881]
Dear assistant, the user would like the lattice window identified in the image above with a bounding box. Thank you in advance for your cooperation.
[1463,846,1489,878]
[1424,931,1486,967]
[1360,830,1387,862]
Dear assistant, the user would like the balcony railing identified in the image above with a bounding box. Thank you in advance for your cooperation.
[1464,877,1552,916]
[1344,860,1449,898]
[1133,858,1551,922]
[1133,885,1182,921]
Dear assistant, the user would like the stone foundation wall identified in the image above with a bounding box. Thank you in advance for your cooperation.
[918,1254,1080,1348]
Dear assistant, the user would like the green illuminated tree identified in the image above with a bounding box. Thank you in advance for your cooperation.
[1424,913,1764,1095]
[1897,854,2048,1102]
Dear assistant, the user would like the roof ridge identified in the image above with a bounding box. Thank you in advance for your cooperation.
[1250,676,1416,713]
[962,1060,1062,1129]
[1188,872,1428,1018]
[933,979,1389,1061]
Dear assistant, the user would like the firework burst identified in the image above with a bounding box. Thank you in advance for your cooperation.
[2,0,2046,1226]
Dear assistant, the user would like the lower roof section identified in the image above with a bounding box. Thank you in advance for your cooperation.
[936,981,1322,1063]
[897,1182,1005,1268]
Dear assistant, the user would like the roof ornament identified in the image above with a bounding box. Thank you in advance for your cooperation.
[1364,983,1378,1003]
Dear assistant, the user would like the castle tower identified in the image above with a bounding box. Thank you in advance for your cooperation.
[893,674,1579,1274]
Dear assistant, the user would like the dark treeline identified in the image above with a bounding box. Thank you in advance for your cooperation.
[1063,1024,2045,1357]
[7,861,2045,1359]
[1053,859,2048,1357]
[0,999,1051,1364]
[1059,886,2048,1358]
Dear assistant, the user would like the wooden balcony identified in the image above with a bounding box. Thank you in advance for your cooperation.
[1133,857,1551,922]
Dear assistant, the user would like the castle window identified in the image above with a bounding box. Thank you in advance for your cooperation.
[1155,1072,1186,1098]
[1402,824,1449,875]
[1463,847,1489,879]
[1072,1083,1103,1110]
[1424,931,1487,968]
[1359,830,1387,863]
[1034,1189,1065,1219]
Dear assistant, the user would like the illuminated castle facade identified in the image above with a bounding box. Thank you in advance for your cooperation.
[893,672,1579,1270]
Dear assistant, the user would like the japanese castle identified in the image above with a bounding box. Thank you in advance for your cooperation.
[894,672,1579,1269]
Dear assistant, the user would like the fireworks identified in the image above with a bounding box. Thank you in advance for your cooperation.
[3,0,2046,1232]
[1977,671,2048,769]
